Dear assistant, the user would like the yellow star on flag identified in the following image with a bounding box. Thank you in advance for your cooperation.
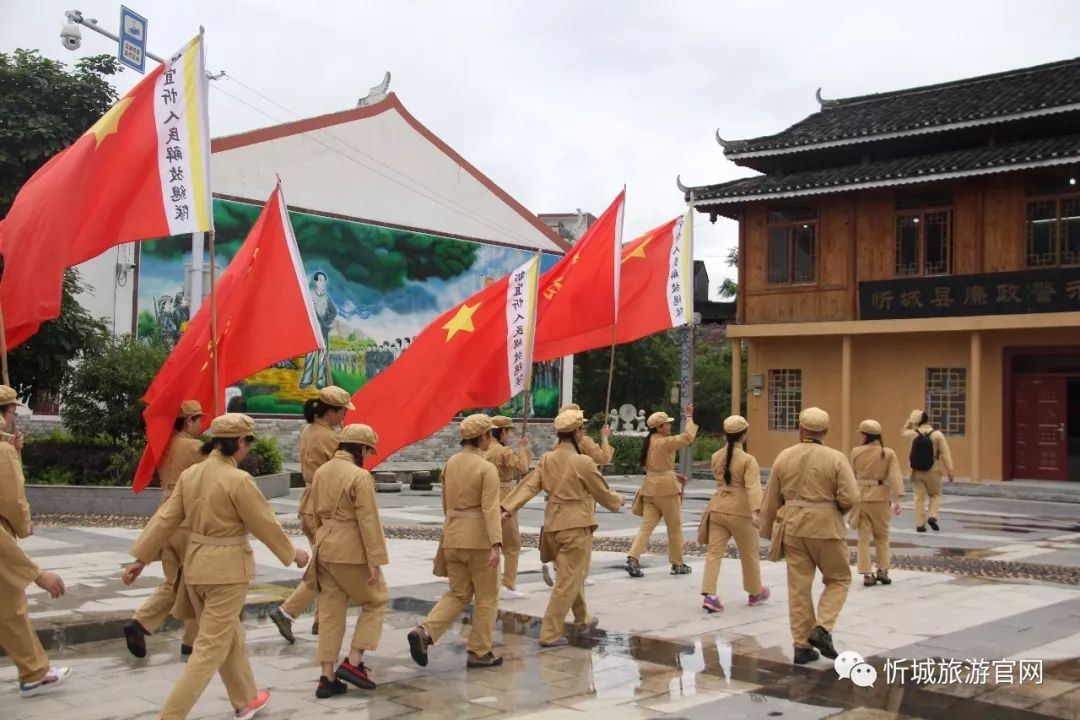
[442,301,481,341]
[85,97,134,148]
[622,234,654,263]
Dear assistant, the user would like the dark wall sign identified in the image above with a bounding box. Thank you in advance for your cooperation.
[859,267,1080,320]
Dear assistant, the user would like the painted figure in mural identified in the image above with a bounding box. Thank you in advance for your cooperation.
[300,271,339,389]
[157,294,180,347]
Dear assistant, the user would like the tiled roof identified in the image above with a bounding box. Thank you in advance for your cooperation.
[689,134,1080,205]
[723,57,1080,157]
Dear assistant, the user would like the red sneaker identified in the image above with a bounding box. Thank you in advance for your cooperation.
[336,659,376,690]
[749,586,771,606]
[235,690,270,720]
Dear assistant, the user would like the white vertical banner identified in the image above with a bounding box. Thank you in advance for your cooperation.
[667,207,694,327]
[506,255,541,396]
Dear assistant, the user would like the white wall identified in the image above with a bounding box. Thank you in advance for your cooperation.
[74,242,136,337]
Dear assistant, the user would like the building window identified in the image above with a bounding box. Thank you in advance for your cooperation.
[925,367,966,436]
[895,192,952,276]
[768,369,802,431]
[1025,196,1080,267]
[766,207,816,285]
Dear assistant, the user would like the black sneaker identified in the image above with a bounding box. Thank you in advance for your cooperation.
[793,646,820,665]
[863,573,876,587]
[315,676,347,699]
[407,628,430,667]
[335,660,376,690]
[928,517,940,531]
[180,644,193,657]
[123,620,149,659]
[876,570,892,585]
[268,607,295,644]
[916,525,927,533]
[808,625,838,660]
[624,557,644,578]
[466,652,504,668]
[670,564,692,575]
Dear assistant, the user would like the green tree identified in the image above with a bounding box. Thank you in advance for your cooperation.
[573,332,680,419]
[719,246,738,299]
[61,335,168,446]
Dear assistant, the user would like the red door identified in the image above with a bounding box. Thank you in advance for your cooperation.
[1013,376,1068,481]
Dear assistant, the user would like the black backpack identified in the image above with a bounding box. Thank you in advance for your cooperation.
[910,430,936,471]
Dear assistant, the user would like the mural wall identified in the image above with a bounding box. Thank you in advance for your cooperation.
[137,198,562,417]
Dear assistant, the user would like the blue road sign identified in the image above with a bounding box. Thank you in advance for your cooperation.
[118,6,148,74]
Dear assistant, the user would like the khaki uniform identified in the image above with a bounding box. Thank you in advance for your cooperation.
[133,432,204,644]
[702,444,763,595]
[281,419,341,618]
[307,452,389,663]
[629,420,698,564]
[503,444,624,643]
[850,445,904,574]
[904,425,953,527]
[759,440,858,648]
[485,440,531,590]
[129,451,298,719]
[0,444,49,685]
[548,435,612,580]
[421,447,502,656]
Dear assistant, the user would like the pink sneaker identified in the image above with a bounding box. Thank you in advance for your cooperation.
[749,586,771,606]
[235,690,270,720]
[702,595,724,613]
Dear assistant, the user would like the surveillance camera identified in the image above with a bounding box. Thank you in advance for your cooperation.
[60,21,81,51]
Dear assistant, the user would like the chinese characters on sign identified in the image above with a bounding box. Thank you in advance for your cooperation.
[883,658,1043,686]
[505,259,539,396]
[860,269,1080,320]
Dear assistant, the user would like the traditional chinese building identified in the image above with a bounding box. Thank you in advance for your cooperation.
[685,57,1080,482]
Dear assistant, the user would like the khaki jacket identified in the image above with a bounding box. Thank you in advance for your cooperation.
[301,420,341,485]
[440,446,502,549]
[903,425,954,474]
[0,442,31,539]
[486,440,531,490]
[159,432,204,503]
[850,445,904,503]
[309,453,388,567]
[0,528,40,617]
[130,451,296,584]
[707,444,762,517]
[552,435,613,467]
[502,443,624,532]
[641,419,698,496]
[759,440,858,540]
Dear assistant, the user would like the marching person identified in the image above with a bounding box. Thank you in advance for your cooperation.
[501,409,625,647]
[759,408,858,665]
[123,413,309,720]
[903,409,954,532]
[407,415,503,669]
[485,415,531,599]
[307,424,388,699]
[0,385,71,697]
[270,386,354,642]
[700,415,770,613]
[124,400,205,659]
[625,404,697,578]
[850,420,904,587]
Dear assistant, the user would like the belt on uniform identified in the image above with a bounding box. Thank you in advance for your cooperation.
[320,519,358,528]
[858,478,884,486]
[188,533,249,546]
[499,482,514,488]
[717,485,746,493]
[446,508,483,518]
[786,500,836,508]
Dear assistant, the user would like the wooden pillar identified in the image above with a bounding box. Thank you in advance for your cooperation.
[731,339,742,416]
[970,331,982,482]
[841,335,852,447]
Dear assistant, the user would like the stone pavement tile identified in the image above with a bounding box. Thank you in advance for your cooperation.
[1,696,79,720]
[1032,688,1080,720]
[664,692,840,720]
[547,694,664,717]
[632,687,735,714]
[980,677,1076,709]
[825,709,922,719]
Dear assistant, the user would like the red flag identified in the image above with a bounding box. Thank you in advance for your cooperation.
[344,255,542,466]
[0,35,212,348]
[132,184,321,492]
[531,190,624,362]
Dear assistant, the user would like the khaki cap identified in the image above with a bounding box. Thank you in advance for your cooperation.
[906,409,925,427]
[723,415,749,434]
[799,407,830,432]
[0,385,22,406]
[647,411,674,429]
[319,386,356,410]
[178,400,203,418]
[553,409,584,433]
[459,413,493,440]
[209,413,256,438]
[559,403,581,413]
[491,415,514,429]
[858,419,882,435]
[341,423,378,448]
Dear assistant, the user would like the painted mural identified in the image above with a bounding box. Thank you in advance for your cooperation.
[137,198,562,417]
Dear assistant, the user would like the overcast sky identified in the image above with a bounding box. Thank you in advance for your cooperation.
[5,1,1080,298]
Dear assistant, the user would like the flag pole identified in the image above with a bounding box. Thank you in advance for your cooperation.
[208,229,220,416]
[603,185,626,420]
[678,193,697,481]
[603,326,616,419]
[0,301,9,387]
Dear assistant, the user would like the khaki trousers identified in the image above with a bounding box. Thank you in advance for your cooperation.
[540,528,592,644]
[782,535,851,648]
[629,494,684,564]
[159,583,257,719]
[315,561,388,663]
[911,470,942,527]
[281,524,319,619]
[422,548,499,656]
[0,598,49,684]
[133,531,199,645]
[856,501,892,574]
[500,485,521,590]
[701,512,762,596]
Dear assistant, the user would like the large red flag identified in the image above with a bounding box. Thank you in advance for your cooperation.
[133,184,321,492]
[0,35,212,348]
[532,191,624,362]
[344,255,541,466]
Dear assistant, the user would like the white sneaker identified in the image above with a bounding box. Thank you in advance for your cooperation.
[20,667,71,698]
[584,577,595,586]
[500,586,526,600]
[542,563,555,587]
